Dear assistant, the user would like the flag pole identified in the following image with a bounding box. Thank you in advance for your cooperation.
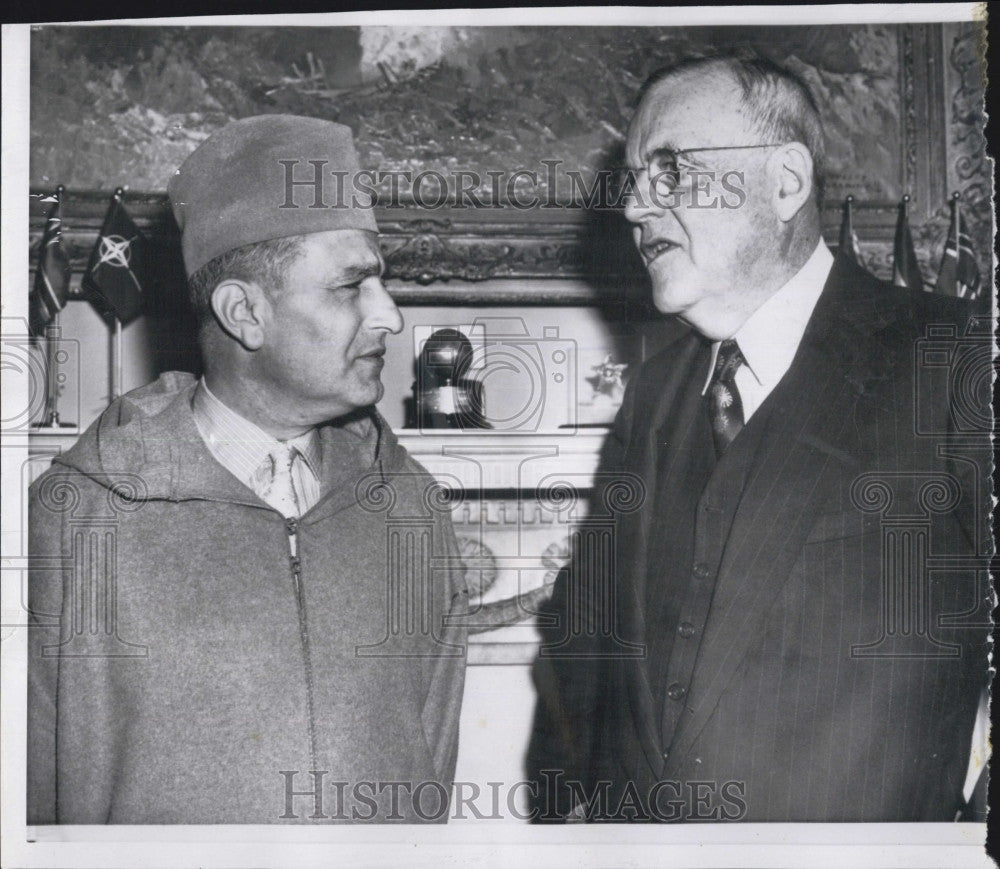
[113,316,123,399]
[41,313,61,427]
[838,195,852,252]
[38,184,66,428]
[950,191,963,298]
[902,194,922,292]
[40,313,76,427]
[951,191,961,248]
[844,194,854,259]
[41,184,64,425]
[111,187,125,400]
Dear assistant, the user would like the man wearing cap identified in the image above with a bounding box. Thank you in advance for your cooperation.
[27,115,469,824]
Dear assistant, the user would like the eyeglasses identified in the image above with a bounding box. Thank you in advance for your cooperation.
[614,143,785,203]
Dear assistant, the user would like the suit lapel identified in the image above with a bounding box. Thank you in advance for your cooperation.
[624,333,711,611]
[663,255,906,770]
[620,331,711,780]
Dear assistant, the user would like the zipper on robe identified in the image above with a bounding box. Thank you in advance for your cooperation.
[286,516,319,777]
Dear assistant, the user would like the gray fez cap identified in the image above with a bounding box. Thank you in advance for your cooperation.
[168,114,378,276]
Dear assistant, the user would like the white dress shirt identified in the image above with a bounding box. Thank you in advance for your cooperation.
[702,241,835,420]
[191,378,323,516]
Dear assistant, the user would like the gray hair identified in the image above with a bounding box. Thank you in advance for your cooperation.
[187,235,305,323]
[640,51,827,208]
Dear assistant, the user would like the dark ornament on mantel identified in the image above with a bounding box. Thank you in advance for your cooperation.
[411,327,491,430]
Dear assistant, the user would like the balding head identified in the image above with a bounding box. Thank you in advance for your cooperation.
[639,53,826,208]
[622,51,826,339]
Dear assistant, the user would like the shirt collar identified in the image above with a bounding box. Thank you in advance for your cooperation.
[702,241,834,395]
[191,378,322,486]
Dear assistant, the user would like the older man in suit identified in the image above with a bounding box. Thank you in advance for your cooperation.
[531,53,990,822]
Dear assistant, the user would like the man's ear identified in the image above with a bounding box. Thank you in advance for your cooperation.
[770,142,814,223]
[209,279,269,351]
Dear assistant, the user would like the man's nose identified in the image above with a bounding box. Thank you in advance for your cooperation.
[622,170,666,225]
[365,279,404,335]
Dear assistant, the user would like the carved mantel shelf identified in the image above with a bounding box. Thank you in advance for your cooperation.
[398,429,605,491]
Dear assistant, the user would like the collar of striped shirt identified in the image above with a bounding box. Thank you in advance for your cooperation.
[190,377,322,492]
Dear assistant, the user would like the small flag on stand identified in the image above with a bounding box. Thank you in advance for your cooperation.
[892,194,923,291]
[838,195,863,265]
[935,193,982,300]
[82,188,152,324]
[29,185,72,337]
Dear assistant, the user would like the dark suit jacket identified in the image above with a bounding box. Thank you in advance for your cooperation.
[530,254,991,822]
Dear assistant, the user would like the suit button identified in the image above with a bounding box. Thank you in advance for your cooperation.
[678,621,696,638]
[666,682,687,701]
[693,562,711,579]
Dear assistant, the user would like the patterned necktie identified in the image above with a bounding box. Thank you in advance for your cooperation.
[259,443,302,518]
[708,339,746,456]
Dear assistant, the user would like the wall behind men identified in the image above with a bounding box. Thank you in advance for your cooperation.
[29,22,991,287]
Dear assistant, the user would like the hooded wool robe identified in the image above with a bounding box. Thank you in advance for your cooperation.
[27,372,469,824]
